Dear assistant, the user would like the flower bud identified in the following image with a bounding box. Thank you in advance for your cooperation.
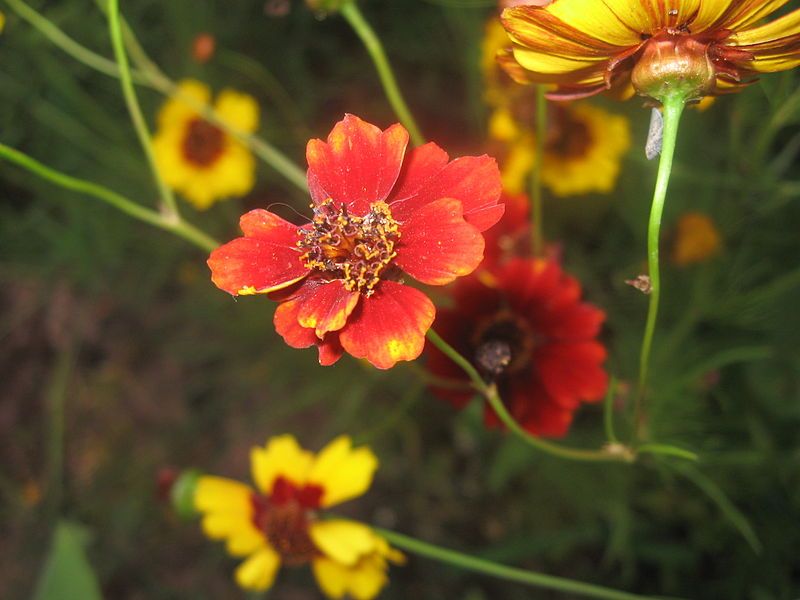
[170,469,202,520]
[632,34,715,104]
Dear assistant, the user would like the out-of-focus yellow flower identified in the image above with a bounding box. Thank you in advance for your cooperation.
[153,79,258,210]
[0,11,6,34]
[489,102,630,197]
[193,434,403,598]
[499,0,800,102]
[672,212,722,266]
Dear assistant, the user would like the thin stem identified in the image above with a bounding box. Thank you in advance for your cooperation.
[45,348,73,520]
[425,330,634,463]
[603,377,619,444]
[8,0,308,194]
[339,1,426,146]
[634,98,685,437]
[0,143,219,252]
[531,85,546,256]
[375,528,672,600]
[106,0,179,218]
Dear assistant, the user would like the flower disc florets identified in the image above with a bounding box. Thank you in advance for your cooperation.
[298,199,400,296]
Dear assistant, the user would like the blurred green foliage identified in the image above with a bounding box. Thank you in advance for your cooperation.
[1,1,799,599]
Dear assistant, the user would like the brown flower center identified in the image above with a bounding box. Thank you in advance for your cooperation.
[298,199,400,296]
[545,107,592,159]
[473,312,536,378]
[250,476,324,565]
[182,118,225,167]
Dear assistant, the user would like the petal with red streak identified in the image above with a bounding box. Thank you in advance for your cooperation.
[273,296,344,366]
[306,114,409,213]
[396,198,485,286]
[339,282,435,370]
[296,280,360,337]
[208,210,307,295]
[389,155,503,232]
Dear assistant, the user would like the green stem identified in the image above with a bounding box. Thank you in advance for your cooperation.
[603,377,619,444]
[375,528,671,600]
[106,0,179,218]
[45,348,73,520]
[634,98,685,437]
[425,330,634,463]
[7,0,308,194]
[339,1,425,146]
[531,85,546,256]
[0,143,219,252]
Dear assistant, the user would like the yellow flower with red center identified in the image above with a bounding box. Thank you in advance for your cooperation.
[499,0,800,101]
[672,212,722,265]
[482,20,630,196]
[194,434,404,598]
[153,79,259,210]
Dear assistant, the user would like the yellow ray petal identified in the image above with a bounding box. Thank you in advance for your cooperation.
[157,79,209,129]
[730,7,800,46]
[309,520,377,566]
[307,436,378,507]
[234,547,281,591]
[215,89,260,134]
[547,0,646,45]
[250,434,314,495]
[194,476,253,514]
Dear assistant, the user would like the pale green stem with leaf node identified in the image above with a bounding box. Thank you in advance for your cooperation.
[339,1,426,146]
[425,329,635,463]
[107,0,179,219]
[376,528,684,600]
[634,98,686,438]
[0,143,219,252]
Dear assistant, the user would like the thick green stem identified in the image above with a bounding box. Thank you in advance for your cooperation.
[340,1,425,146]
[531,85,546,256]
[376,528,672,600]
[425,330,634,463]
[634,98,685,436]
[0,143,219,252]
[106,0,179,218]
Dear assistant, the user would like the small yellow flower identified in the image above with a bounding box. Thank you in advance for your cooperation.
[153,80,258,210]
[672,212,722,266]
[193,434,403,598]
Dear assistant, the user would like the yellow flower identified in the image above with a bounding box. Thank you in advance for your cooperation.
[0,11,6,34]
[193,434,403,597]
[488,103,630,197]
[672,212,721,266]
[499,0,800,101]
[153,79,258,210]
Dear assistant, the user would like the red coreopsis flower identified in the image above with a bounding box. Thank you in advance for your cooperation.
[426,258,608,437]
[208,115,503,369]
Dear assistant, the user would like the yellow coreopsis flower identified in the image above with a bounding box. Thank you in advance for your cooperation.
[499,0,800,102]
[153,79,258,210]
[672,212,722,266]
[193,434,404,598]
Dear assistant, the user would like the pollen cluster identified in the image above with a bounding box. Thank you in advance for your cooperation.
[298,199,400,296]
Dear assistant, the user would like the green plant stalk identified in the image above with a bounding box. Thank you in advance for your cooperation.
[0,143,219,252]
[340,1,426,146]
[376,528,670,600]
[106,0,179,219]
[634,98,685,436]
[7,0,308,194]
[425,330,634,463]
[45,348,73,520]
[603,377,619,444]
[531,85,546,256]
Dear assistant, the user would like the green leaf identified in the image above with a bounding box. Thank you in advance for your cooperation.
[33,521,103,600]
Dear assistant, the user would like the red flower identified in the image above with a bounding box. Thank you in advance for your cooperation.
[208,115,503,369]
[426,258,608,437]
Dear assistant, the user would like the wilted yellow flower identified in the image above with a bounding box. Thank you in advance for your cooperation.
[499,0,800,103]
[673,212,722,266]
[153,79,258,210]
[193,434,403,598]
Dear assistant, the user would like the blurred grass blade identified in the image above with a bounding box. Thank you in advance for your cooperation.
[33,521,103,600]
[637,443,698,461]
[671,463,763,555]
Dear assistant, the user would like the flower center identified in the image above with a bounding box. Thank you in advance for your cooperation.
[182,118,225,167]
[250,477,325,565]
[545,107,592,159]
[298,199,400,296]
[473,312,536,377]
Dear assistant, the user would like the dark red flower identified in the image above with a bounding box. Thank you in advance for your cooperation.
[426,258,608,437]
[208,114,503,369]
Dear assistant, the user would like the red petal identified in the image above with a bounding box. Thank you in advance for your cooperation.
[273,295,344,366]
[396,198,485,286]
[296,280,360,337]
[536,342,608,405]
[306,114,409,214]
[388,142,449,202]
[389,155,503,232]
[208,210,307,295]
[506,383,576,438]
[339,282,435,370]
